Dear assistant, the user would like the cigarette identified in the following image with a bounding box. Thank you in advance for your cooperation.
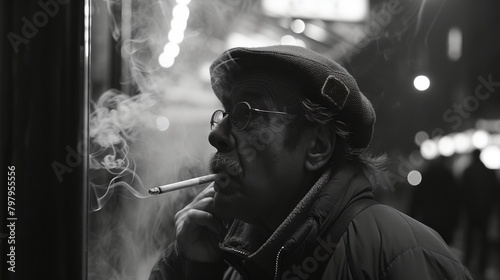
[148,173,223,195]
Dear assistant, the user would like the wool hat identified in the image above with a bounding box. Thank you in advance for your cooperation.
[209,45,375,149]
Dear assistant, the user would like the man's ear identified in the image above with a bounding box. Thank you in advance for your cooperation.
[305,125,336,171]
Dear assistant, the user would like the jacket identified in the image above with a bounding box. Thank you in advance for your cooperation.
[149,165,472,280]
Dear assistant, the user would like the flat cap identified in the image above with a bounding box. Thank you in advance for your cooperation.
[209,45,375,149]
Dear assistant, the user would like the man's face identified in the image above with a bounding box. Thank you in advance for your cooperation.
[209,72,311,228]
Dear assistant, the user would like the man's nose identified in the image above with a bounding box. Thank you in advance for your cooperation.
[208,117,235,152]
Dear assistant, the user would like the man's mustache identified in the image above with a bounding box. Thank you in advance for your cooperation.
[209,153,243,177]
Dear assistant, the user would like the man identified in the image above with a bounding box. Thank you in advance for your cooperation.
[149,45,472,279]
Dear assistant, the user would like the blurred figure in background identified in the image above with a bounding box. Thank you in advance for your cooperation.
[462,149,498,278]
[410,156,460,244]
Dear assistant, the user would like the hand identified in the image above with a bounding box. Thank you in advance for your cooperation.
[174,183,225,263]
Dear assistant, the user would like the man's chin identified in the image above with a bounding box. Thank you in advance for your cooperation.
[213,191,246,219]
[213,190,235,210]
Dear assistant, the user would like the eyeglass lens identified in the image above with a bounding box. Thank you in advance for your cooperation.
[211,102,252,131]
[211,110,224,130]
[231,102,251,131]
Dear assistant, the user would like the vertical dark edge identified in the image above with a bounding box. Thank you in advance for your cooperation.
[1,0,87,279]
[83,0,91,278]
[0,0,14,278]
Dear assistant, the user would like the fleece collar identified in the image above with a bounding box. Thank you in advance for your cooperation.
[219,165,373,278]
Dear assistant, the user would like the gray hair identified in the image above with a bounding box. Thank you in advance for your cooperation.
[289,97,387,184]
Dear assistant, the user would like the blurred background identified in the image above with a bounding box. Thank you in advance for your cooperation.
[1,0,499,279]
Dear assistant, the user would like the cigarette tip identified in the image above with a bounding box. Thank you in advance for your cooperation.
[148,187,160,195]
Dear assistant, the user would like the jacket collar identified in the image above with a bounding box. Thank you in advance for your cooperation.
[219,165,373,278]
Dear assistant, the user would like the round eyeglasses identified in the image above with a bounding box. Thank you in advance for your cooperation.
[210,101,296,132]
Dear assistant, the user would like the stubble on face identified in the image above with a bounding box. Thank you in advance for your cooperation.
[209,152,243,178]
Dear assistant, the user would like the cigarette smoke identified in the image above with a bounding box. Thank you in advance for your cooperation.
[88,0,253,279]
[88,84,187,280]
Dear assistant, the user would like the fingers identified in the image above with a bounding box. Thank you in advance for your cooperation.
[176,183,216,221]
[174,184,225,239]
[175,197,225,242]
[173,183,225,262]
[184,209,223,234]
[176,195,215,218]
[175,196,222,231]
[188,183,216,206]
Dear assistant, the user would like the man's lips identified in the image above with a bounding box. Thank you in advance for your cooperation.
[213,172,238,195]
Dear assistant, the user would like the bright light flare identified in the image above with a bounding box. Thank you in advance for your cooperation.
[261,0,368,22]
[168,29,184,44]
[453,133,472,153]
[159,53,175,68]
[172,4,190,20]
[414,75,430,91]
[163,42,180,57]
[171,17,188,31]
[421,139,439,160]
[472,130,490,149]
[438,136,455,157]
[480,146,500,170]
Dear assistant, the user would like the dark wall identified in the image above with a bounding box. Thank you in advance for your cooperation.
[1,0,87,279]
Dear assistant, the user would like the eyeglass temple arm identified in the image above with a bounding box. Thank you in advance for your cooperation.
[252,108,296,116]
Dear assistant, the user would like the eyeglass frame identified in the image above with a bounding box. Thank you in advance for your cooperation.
[210,101,297,132]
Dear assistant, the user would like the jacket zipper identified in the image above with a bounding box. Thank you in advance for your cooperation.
[224,246,250,257]
[223,246,250,279]
[274,245,287,280]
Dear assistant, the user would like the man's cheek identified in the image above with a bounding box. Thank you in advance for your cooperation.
[237,142,256,162]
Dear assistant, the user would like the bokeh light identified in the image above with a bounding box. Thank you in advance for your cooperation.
[414,75,430,91]
[172,4,190,20]
[453,133,472,153]
[472,130,489,149]
[421,139,439,160]
[407,170,422,186]
[163,42,180,57]
[280,35,296,45]
[438,136,455,157]
[155,116,170,131]
[414,131,429,146]
[171,17,188,31]
[158,53,175,68]
[291,19,305,34]
[168,29,185,44]
[480,146,500,170]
